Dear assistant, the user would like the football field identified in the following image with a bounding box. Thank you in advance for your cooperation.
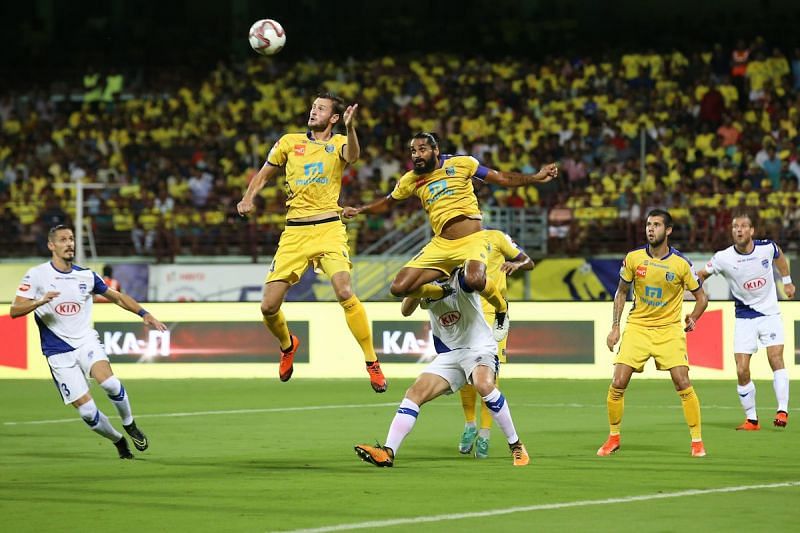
[2,378,798,531]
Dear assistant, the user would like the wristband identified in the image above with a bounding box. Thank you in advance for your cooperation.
[137,308,149,317]
[782,276,793,285]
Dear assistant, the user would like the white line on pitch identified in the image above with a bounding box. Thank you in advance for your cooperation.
[275,481,800,533]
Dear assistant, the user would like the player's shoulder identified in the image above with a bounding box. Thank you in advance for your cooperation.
[668,247,694,269]
[331,133,348,145]
[443,154,480,167]
[623,245,648,262]
[485,228,515,246]
[753,239,778,254]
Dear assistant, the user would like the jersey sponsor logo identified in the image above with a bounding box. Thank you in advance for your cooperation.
[18,283,30,291]
[438,310,461,327]
[425,179,453,205]
[294,144,306,156]
[665,272,675,281]
[55,302,82,315]
[641,285,666,307]
[743,277,767,290]
[636,265,647,278]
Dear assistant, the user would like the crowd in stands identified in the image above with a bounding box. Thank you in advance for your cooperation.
[2,37,800,260]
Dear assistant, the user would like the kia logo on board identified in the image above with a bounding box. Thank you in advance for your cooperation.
[438,311,461,327]
[743,278,766,290]
[55,302,81,315]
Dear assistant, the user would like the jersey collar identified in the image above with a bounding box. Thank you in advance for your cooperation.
[732,242,756,255]
[306,130,333,143]
[49,261,73,274]
[646,246,673,260]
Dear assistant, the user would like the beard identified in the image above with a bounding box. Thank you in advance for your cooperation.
[307,118,327,132]
[412,156,437,175]
[647,234,666,248]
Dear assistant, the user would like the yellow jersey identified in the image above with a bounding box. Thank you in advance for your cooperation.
[619,246,700,327]
[266,131,348,220]
[481,229,524,313]
[390,155,488,235]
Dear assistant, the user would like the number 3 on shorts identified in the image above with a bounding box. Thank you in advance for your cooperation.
[61,382,71,398]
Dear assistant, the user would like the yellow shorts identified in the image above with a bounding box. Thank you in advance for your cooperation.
[267,218,351,285]
[482,306,507,364]
[615,323,688,372]
[404,231,490,275]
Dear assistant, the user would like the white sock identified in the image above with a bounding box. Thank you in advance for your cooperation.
[737,381,757,421]
[464,421,476,429]
[385,398,419,454]
[478,428,490,439]
[77,399,122,442]
[482,388,518,445]
[773,368,790,413]
[100,376,133,426]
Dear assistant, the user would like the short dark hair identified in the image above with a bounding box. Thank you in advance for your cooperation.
[316,92,345,117]
[48,224,73,242]
[411,132,439,149]
[731,210,756,226]
[646,209,673,228]
[103,265,113,277]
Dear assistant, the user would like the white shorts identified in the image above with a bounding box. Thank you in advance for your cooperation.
[421,345,498,393]
[47,337,109,404]
[734,315,785,354]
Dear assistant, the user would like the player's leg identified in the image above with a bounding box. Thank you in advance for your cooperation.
[71,392,132,459]
[329,270,386,393]
[355,373,451,467]
[90,359,148,451]
[733,318,760,429]
[670,366,705,457]
[390,266,448,298]
[766,344,789,426]
[734,353,760,429]
[261,280,299,382]
[471,365,527,466]
[458,384,478,454]
[597,362,634,456]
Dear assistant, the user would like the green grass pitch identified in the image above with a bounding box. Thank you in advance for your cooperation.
[1,378,798,532]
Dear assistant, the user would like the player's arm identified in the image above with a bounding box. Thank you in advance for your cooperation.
[9,293,59,319]
[500,251,534,275]
[482,163,559,188]
[606,278,630,351]
[401,296,421,317]
[237,162,282,216]
[100,288,168,331]
[341,104,360,164]
[685,287,708,332]
[774,245,795,299]
[342,194,401,219]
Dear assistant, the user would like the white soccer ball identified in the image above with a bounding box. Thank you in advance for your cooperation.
[248,19,286,56]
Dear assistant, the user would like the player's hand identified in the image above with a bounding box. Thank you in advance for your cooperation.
[237,198,254,217]
[684,314,697,332]
[500,261,520,275]
[38,291,60,306]
[533,163,559,183]
[143,313,168,332]
[343,104,358,129]
[342,206,360,219]
[784,282,796,299]
[606,327,620,352]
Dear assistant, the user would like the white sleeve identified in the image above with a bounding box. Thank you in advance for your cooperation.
[704,254,721,276]
[15,268,40,300]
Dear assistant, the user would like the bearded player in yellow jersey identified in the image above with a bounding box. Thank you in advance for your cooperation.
[457,229,533,459]
[237,93,386,393]
[343,132,557,341]
[598,209,709,458]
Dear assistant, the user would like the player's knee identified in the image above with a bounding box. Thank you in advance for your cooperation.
[261,301,282,316]
[464,271,486,292]
[335,287,354,301]
[390,279,411,297]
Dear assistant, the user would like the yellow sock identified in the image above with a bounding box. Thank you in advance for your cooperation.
[340,295,377,362]
[460,384,477,424]
[678,386,702,440]
[407,283,444,299]
[479,277,507,313]
[607,386,625,434]
[479,374,496,430]
[263,310,292,351]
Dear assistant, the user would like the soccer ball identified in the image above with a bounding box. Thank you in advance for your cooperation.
[248,19,286,56]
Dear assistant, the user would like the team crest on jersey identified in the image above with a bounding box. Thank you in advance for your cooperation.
[665,272,675,281]
[636,265,647,278]
[761,259,769,269]
[438,310,461,327]
[294,144,306,156]
[79,282,88,295]
[325,144,335,153]
[445,166,456,177]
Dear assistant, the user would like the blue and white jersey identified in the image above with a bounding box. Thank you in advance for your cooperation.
[426,270,496,354]
[16,262,109,356]
[704,240,781,318]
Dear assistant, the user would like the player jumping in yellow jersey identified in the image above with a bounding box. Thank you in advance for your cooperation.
[343,132,557,341]
[458,229,533,459]
[598,209,709,458]
[236,92,386,393]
